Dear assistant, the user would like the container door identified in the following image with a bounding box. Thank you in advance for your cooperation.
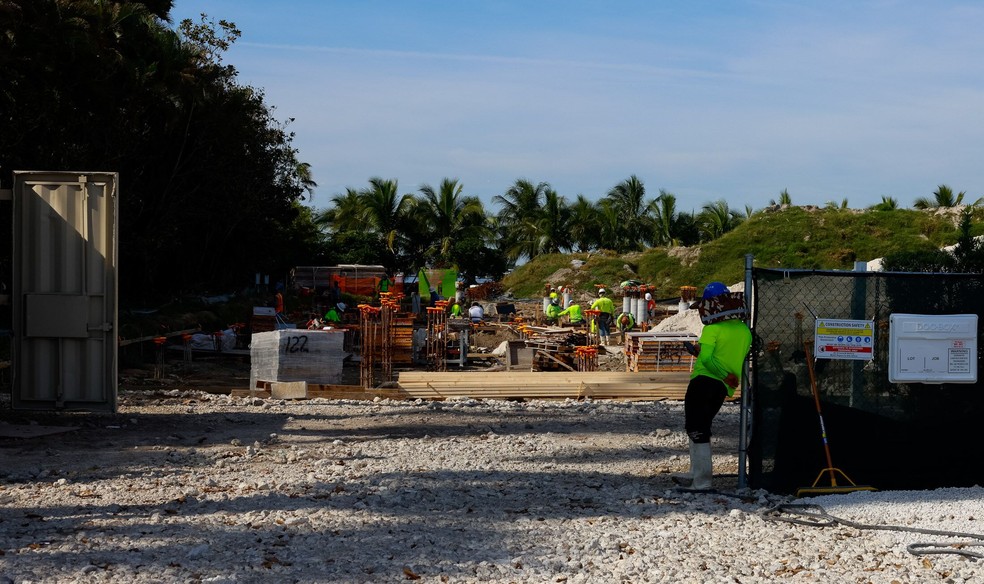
[12,171,118,411]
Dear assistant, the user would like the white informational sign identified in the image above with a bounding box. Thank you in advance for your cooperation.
[813,319,875,360]
[888,314,978,384]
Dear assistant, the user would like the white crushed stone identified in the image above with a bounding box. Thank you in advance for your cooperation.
[0,390,980,583]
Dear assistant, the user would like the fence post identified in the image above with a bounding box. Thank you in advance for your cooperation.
[739,253,754,489]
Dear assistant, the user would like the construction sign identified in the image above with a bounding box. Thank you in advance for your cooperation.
[814,318,875,360]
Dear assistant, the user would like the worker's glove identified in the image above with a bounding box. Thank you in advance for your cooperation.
[723,372,740,389]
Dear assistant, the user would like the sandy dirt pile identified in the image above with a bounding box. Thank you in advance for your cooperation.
[2,389,981,583]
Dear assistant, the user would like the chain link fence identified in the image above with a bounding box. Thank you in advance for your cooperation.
[750,268,984,493]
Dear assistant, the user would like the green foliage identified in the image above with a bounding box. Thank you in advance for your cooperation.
[0,2,319,301]
[503,206,969,298]
[884,209,984,273]
[913,184,966,209]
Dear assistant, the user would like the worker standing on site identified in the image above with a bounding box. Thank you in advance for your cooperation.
[274,282,286,317]
[674,282,752,491]
[377,273,392,298]
[645,292,657,324]
[449,300,462,318]
[590,288,615,344]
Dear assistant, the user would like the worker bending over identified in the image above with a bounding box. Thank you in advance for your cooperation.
[545,297,562,325]
[559,303,584,326]
[468,301,484,323]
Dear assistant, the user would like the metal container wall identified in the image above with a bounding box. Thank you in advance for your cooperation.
[12,171,118,411]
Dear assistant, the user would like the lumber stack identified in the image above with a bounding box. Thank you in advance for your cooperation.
[396,370,737,401]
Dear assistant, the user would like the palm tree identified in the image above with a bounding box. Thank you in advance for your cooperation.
[914,184,965,210]
[360,177,414,253]
[651,189,680,246]
[604,175,653,251]
[697,200,744,241]
[595,199,625,251]
[568,194,601,252]
[769,189,792,206]
[417,178,487,266]
[321,188,364,233]
[532,188,573,255]
[869,196,898,211]
[294,161,317,200]
[493,179,550,261]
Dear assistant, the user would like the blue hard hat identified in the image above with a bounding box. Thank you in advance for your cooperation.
[702,281,729,299]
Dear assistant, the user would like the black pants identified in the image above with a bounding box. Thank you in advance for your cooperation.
[684,375,728,443]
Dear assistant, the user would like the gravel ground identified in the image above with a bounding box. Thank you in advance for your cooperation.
[1,390,982,584]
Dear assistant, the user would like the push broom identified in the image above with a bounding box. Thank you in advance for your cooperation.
[796,339,876,497]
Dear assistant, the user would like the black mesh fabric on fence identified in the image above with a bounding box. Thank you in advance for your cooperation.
[750,268,984,493]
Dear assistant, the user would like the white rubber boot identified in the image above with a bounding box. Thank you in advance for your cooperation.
[691,442,713,490]
[671,441,697,486]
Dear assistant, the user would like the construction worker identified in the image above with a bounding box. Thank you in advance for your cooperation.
[590,288,615,344]
[377,273,392,296]
[559,302,585,326]
[274,282,285,316]
[674,282,752,491]
[616,311,635,333]
[324,302,344,324]
[545,297,562,325]
[449,300,462,318]
[468,301,484,324]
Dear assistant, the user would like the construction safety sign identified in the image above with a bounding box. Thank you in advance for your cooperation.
[813,319,874,360]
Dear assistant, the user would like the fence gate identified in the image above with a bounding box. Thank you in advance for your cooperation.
[11,171,118,411]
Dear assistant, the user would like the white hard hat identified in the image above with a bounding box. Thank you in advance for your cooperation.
[645,293,652,301]
[598,288,606,295]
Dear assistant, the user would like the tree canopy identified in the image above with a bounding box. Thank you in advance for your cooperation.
[0,1,319,300]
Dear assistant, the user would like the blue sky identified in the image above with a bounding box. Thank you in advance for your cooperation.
[169,1,984,213]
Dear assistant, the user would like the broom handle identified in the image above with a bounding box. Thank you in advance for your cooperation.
[804,339,838,486]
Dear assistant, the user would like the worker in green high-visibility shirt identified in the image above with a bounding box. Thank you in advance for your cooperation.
[545,297,563,325]
[590,288,615,344]
[674,281,751,491]
[559,303,585,326]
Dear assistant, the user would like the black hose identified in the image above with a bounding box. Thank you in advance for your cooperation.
[761,503,984,560]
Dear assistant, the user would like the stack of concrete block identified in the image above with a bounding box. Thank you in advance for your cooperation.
[250,329,347,390]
